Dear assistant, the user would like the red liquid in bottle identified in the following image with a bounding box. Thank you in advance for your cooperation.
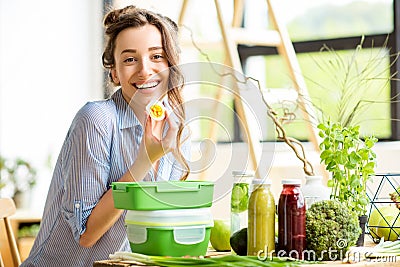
[278,179,306,259]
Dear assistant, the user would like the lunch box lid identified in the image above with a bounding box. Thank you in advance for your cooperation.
[125,207,213,227]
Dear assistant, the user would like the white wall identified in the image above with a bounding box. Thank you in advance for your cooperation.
[0,0,104,210]
[198,141,400,220]
[2,1,400,219]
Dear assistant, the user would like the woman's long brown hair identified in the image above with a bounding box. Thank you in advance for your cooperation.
[102,5,190,180]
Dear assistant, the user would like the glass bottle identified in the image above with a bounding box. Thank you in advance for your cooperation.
[230,171,252,237]
[248,179,275,257]
[302,175,331,209]
[278,179,306,259]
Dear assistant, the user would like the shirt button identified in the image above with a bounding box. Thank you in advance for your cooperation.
[75,203,80,209]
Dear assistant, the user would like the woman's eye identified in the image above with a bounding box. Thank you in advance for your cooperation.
[153,54,164,60]
[123,57,135,63]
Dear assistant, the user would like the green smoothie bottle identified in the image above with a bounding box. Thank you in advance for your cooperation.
[248,179,275,257]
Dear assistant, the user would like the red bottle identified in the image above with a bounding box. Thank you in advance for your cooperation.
[278,179,306,259]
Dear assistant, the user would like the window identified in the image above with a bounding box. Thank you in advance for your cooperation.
[283,0,392,41]
[107,0,398,141]
[239,0,397,141]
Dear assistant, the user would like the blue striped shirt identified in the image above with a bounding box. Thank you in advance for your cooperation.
[21,89,190,267]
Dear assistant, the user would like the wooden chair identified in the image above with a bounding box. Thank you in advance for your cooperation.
[0,198,22,267]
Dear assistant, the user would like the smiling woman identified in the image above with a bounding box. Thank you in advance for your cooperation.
[19,5,191,267]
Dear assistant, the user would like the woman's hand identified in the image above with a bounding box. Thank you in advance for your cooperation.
[141,109,178,163]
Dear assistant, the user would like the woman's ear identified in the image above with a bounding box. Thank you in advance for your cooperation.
[111,69,120,84]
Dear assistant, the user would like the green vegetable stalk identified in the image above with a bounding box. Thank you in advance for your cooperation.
[374,239,400,254]
[109,251,304,266]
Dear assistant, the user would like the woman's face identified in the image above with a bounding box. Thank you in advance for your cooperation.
[112,24,170,107]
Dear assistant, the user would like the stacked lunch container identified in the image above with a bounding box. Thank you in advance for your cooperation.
[112,181,214,256]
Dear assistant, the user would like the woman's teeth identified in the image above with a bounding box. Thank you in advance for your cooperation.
[135,81,158,89]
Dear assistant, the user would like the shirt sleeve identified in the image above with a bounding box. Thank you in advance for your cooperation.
[60,102,113,243]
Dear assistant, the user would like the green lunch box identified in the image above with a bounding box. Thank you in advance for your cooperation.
[125,208,214,256]
[112,181,214,210]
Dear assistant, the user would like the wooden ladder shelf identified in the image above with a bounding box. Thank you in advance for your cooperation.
[178,0,320,178]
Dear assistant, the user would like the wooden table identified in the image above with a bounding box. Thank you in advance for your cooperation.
[94,237,400,267]
[94,250,400,266]
[94,258,400,267]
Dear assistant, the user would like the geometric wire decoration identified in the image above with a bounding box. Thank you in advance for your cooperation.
[366,173,400,243]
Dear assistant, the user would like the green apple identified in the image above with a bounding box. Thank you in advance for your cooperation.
[210,219,231,251]
[369,206,400,241]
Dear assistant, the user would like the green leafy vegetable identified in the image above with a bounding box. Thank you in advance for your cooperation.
[318,121,377,217]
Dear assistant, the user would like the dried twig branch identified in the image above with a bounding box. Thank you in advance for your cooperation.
[181,24,315,176]
[257,84,315,176]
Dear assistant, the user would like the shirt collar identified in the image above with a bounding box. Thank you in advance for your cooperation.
[111,89,141,129]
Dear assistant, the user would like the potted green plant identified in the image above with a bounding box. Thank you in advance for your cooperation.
[318,121,377,214]
[312,38,396,246]
[0,156,37,208]
[318,121,377,246]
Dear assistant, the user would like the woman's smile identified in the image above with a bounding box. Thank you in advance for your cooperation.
[134,80,160,90]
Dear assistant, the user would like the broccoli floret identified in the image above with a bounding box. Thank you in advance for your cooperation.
[306,200,361,261]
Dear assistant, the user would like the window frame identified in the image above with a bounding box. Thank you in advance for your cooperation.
[237,1,399,141]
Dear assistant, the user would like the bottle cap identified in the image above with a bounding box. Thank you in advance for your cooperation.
[252,178,272,185]
[232,170,254,177]
[305,175,323,180]
[281,179,302,185]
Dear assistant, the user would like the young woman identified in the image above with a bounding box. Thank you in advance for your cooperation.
[21,6,190,267]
